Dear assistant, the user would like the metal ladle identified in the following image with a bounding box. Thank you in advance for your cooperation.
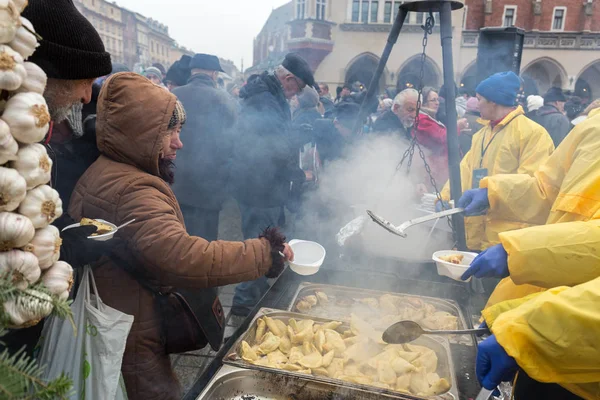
[366,207,464,238]
[382,320,489,344]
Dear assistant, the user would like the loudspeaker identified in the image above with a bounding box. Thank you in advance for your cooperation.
[476,27,525,84]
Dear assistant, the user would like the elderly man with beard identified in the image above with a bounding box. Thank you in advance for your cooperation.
[372,88,419,138]
[68,72,293,400]
[0,0,114,357]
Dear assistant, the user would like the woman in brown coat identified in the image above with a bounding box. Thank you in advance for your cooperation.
[69,72,293,400]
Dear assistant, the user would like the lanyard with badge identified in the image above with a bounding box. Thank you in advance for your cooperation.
[472,115,521,189]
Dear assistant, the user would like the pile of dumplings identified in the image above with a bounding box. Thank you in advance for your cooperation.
[296,292,459,332]
[237,313,452,397]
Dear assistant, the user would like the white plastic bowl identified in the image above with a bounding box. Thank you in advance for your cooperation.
[288,239,326,276]
[432,250,478,282]
[61,219,118,242]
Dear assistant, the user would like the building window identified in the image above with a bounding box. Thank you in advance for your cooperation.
[151,41,154,52]
[503,6,516,27]
[296,0,305,19]
[552,7,566,31]
[316,0,326,20]
[352,0,360,21]
[370,1,379,22]
[416,12,424,25]
[384,1,392,22]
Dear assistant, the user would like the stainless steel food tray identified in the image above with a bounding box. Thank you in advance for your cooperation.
[288,283,473,346]
[198,364,417,399]
[223,308,459,400]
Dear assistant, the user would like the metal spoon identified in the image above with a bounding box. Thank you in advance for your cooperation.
[382,320,489,344]
[367,208,464,238]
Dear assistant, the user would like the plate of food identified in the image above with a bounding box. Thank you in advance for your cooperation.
[432,250,478,282]
[62,218,130,241]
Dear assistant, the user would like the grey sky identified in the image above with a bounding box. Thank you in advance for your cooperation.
[114,0,291,70]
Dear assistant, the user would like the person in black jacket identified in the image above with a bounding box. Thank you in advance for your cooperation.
[171,54,237,241]
[530,87,570,146]
[371,88,418,140]
[231,53,314,316]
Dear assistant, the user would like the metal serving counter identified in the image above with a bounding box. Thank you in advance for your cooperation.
[183,256,488,400]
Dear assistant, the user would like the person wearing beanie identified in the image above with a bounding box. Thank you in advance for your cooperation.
[293,85,321,124]
[68,72,293,400]
[164,58,191,91]
[526,95,544,113]
[143,66,165,86]
[438,71,555,252]
[1,0,114,359]
[170,52,236,245]
[230,52,314,316]
[529,87,570,146]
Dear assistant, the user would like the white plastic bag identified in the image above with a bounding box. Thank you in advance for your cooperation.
[38,266,133,399]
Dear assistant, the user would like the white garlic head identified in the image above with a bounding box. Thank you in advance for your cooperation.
[18,185,63,229]
[23,224,61,269]
[8,17,38,60]
[15,61,46,95]
[2,92,51,144]
[0,0,20,44]
[10,143,51,189]
[0,118,17,165]
[41,261,73,296]
[0,44,26,91]
[0,249,40,290]
[0,165,26,212]
[0,211,34,251]
[3,288,53,327]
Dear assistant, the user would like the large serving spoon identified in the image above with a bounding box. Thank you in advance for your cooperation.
[382,320,489,344]
[367,208,464,238]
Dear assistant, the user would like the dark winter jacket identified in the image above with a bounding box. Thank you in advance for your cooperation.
[171,73,237,210]
[461,111,483,156]
[372,110,411,140]
[293,107,322,128]
[231,72,305,207]
[528,104,570,147]
[320,96,334,116]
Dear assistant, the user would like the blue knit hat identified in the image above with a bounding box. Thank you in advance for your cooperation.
[476,71,521,106]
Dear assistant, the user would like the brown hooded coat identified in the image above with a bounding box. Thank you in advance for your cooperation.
[69,73,276,399]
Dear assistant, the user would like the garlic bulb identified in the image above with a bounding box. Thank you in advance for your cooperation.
[2,92,50,144]
[12,0,26,12]
[15,62,46,95]
[41,261,73,296]
[0,0,20,44]
[23,225,61,269]
[0,211,34,251]
[10,143,51,189]
[58,289,69,301]
[0,45,26,91]
[0,249,40,289]
[4,289,53,327]
[0,166,26,211]
[18,185,62,229]
[0,118,17,165]
[9,17,38,60]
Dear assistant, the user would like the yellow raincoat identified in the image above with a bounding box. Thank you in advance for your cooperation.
[482,107,600,307]
[441,106,554,251]
[482,278,600,399]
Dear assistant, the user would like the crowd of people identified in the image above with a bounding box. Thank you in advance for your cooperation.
[2,1,599,400]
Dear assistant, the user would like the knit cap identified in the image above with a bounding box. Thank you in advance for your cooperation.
[23,0,112,79]
[466,96,480,113]
[476,71,521,107]
[527,95,544,112]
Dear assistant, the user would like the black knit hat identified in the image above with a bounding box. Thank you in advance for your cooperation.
[23,0,112,79]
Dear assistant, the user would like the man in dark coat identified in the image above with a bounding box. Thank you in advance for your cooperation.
[231,53,314,316]
[530,87,570,146]
[171,54,237,241]
[372,88,418,140]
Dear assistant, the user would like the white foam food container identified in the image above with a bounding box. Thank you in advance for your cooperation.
[61,219,118,242]
[432,250,479,282]
[288,239,326,276]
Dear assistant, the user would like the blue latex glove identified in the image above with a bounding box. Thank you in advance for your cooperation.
[457,188,490,216]
[461,244,509,280]
[435,200,451,212]
[476,335,519,390]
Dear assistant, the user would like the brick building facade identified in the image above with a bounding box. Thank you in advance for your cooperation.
[252,0,600,100]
